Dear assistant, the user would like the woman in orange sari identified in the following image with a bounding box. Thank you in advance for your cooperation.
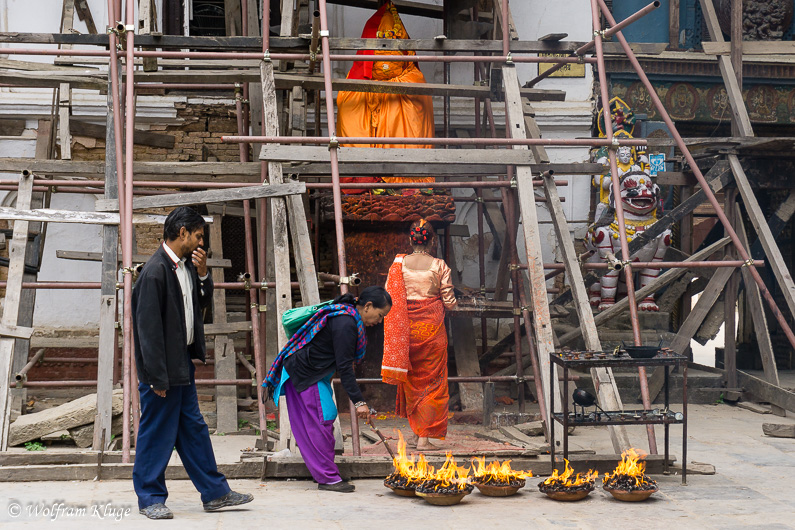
[382,220,457,450]
[336,1,435,194]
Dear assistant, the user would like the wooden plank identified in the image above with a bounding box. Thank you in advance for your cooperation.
[669,262,735,356]
[58,83,71,160]
[0,158,603,178]
[10,119,52,417]
[734,208,784,416]
[698,0,754,137]
[261,145,535,165]
[261,60,295,452]
[224,0,242,37]
[522,102,551,164]
[73,0,97,34]
[0,208,211,225]
[750,191,795,260]
[0,32,591,53]
[70,120,175,149]
[762,423,795,438]
[729,154,795,323]
[447,244,484,411]
[702,41,795,55]
[59,0,75,50]
[669,0,680,49]
[0,172,34,451]
[204,321,253,335]
[95,182,305,212]
[55,250,231,268]
[210,211,238,435]
[0,323,34,340]
[542,174,629,453]
[557,238,731,350]
[738,370,795,413]
[131,70,566,100]
[0,69,104,90]
[503,65,561,445]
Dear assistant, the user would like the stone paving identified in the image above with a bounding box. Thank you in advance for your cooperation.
[0,403,793,529]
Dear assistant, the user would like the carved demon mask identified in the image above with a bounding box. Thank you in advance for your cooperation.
[617,170,659,216]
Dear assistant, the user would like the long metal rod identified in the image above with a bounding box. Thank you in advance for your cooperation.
[119,0,137,462]
[3,179,565,189]
[318,0,361,456]
[525,1,661,87]
[590,0,656,453]
[17,374,580,388]
[597,0,795,354]
[14,349,46,382]
[223,135,646,147]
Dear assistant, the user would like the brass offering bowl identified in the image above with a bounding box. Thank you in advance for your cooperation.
[473,478,525,497]
[415,490,470,506]
[603,485,658,502]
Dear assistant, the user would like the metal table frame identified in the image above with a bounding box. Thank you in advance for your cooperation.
[549,351,688,485]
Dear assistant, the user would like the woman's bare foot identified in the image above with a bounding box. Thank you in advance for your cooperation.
[416,437,439,451]
[407,433,419,448]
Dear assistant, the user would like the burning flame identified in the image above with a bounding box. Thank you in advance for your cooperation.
[389,431,433,487]
[542,459,598,488]
[471,456,532,484]
[423,453,471,492]
[603,448,656,489]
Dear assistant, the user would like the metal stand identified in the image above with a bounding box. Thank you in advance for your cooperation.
[549,350,688,485]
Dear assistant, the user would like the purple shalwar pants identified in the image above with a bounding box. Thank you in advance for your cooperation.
[283,379,342,484]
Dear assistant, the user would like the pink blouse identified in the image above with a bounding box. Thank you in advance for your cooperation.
[402,257,458,310]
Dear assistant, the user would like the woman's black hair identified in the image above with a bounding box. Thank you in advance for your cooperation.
[409,219,436,247]
[163,206,206,241]
[334,286,392,309]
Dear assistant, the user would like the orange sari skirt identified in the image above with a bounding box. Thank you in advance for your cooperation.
[396,297,449,439]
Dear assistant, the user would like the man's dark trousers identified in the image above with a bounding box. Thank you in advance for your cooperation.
[133,362,230,509]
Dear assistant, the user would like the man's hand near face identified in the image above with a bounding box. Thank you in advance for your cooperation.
[192,247,208,277]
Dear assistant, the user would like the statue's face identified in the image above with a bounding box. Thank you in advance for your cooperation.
[617,146,633,165]
[620,171,658,216]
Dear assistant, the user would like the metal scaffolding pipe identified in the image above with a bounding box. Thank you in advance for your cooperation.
[526,1,661,87]
[590,0,656,454]
[14,349,46,383]
[597,0,795,355]
[223,135,646,147]
[318,0,361,456]
[4,179,567,190]
[529,260,767,271]
[18,379,256,388]
[134,83,236,90]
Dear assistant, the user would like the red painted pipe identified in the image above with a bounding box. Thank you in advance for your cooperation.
[526,1,661,87]
[223,135,647,147]
[597,0,795,356]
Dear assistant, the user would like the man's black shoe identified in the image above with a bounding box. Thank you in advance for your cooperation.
[318,481,355,493]
[139,503,173,519]
[202,491,254,511]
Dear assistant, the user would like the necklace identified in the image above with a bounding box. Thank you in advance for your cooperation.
[411,250,430,255]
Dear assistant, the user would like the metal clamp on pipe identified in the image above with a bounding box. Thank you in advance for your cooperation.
[505,52,513,65]
[238,272,251,290]
[328,136,339,150]
[259,279,269,290]
[604,252,624,271]
[263,50,271,62]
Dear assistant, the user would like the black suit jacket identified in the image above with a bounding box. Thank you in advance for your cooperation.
[132,244,213,390]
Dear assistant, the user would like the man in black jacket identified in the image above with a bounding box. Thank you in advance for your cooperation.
[132,207,253,519]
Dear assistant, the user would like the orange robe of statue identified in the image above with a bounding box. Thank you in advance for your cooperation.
[336,2,434,193]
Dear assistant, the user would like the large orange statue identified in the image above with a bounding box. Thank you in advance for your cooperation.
[336,1,435,194]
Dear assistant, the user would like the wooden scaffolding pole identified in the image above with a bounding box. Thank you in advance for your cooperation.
[0,172,35,451]
[502,64,561,444]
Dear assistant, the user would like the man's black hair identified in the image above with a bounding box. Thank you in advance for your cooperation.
[162,206,206,241]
